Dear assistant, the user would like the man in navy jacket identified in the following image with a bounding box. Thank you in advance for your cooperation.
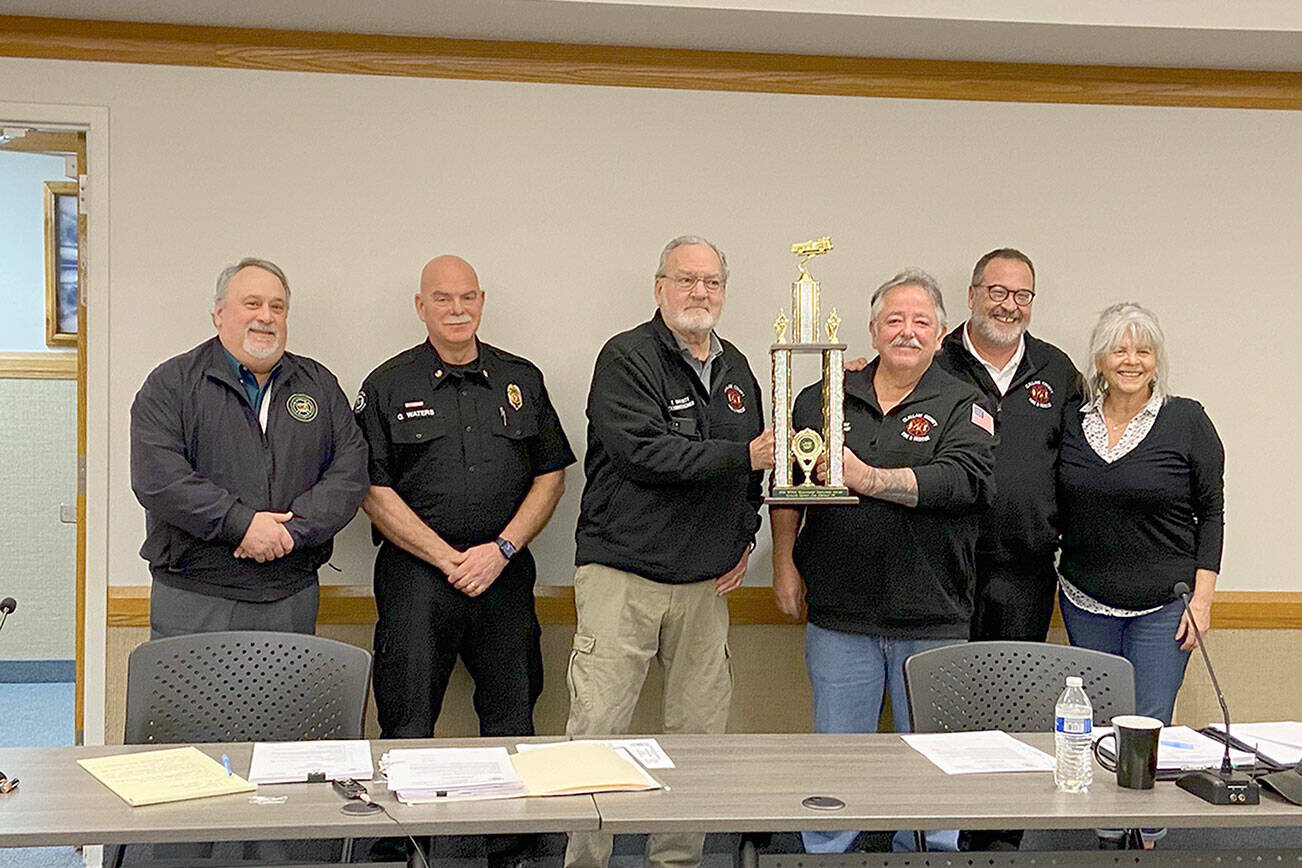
[130,258,368,638]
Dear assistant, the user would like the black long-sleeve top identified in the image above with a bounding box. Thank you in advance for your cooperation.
[792,360,997,638]
[1057,396,1225,610]
[575,312,764,584]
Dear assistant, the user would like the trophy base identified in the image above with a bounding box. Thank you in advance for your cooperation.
[765,486,858,506]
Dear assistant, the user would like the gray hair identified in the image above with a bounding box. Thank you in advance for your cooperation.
[971,247,1036,288]
[1086,301,1169,402]
[655,235,729,282]
[869,268,947,332]
[214,257,291,307]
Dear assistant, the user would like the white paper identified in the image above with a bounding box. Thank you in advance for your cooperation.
[1206,722,1302,766]
[383,747,525,802]
[1095,725,1255,771]
[247,740,374,784]
[516,738,675,769]
[901,731,1055,775]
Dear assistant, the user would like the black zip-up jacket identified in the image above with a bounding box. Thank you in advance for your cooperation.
[792,360,996,638]
[130,336,369,602]
[935,326,1085,567]
[575,312,763,584]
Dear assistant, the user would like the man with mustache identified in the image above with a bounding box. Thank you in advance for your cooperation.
[131,257,368,638]
[935,249,1083,647]
[771,269,995,854]
[566,236,773,868]
[355,255,574,868]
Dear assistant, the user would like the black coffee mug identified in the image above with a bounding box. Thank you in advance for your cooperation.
[1092,714,1162,790]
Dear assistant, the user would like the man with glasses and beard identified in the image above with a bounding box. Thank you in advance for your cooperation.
[933,249,1084,853]
[936,249,1084,645]
[131,257,368,638]
[565,236,773,868]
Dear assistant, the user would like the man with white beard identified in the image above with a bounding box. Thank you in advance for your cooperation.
[130,257,368,638]
[565,236,773,868]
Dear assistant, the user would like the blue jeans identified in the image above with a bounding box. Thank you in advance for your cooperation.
[1059,592,1189,848]
[1058,592,1191,725]
[801,623,964,853]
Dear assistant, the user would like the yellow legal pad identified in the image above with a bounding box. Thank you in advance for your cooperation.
[78,746,257,806]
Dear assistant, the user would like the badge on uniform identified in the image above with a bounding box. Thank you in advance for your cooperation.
[724,383,746,414]
[901,412,936,442]
[287,393,318,423]
[506,383,523,411]
[1026,380,1054,409]
[353,391,367,414]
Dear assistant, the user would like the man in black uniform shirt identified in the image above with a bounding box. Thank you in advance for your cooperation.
[355,254,575,868]
[772,268,995,854]
[935,248,1084,643]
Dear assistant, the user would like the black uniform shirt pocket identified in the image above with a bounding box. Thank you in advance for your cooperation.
[389,413,448,445]
[493,409,541,441]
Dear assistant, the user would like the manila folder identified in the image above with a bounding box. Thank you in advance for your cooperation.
[78,746,256,806]
[510,741,660,797]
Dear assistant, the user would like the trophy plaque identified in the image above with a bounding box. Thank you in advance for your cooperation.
[766,236,858,505]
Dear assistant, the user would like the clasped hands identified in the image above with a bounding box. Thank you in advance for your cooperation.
[235,511,295,562]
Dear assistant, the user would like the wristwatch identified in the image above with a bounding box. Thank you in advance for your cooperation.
[495,537,519,561]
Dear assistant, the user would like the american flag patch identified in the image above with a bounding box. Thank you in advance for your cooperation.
[971,403,995,435]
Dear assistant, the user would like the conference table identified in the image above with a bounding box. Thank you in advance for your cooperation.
[1,733,1299,863]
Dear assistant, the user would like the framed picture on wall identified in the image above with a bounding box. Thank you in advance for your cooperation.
[44,180,79,346]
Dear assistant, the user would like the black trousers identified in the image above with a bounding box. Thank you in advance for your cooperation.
[373,543,544,863]
[372,542,544,738]
[969,555,1058,643]
[962,554,1058,853]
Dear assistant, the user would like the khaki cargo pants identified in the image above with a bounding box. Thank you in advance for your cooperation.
[563,563,733,868]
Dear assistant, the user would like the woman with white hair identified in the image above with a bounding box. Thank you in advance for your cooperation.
[1057,302,1224,727]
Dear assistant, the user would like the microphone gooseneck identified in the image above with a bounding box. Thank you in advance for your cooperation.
[1172,582,1232,777]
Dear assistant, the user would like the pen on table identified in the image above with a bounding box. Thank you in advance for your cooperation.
[1162,740,1195,750]
[221,753,232,776]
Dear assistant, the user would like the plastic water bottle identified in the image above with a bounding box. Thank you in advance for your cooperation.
[1054,675,1093,793]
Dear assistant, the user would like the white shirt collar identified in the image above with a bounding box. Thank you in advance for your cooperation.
[961,322,1025,396]
[1081,387,1166,416]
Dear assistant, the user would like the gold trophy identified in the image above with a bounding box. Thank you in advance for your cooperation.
[766,237,857,505]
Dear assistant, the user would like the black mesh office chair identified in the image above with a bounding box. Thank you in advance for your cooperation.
[114,631,372,867]
[904,640,1135,734]
[125,631,370,744]
[903,640,1137,853]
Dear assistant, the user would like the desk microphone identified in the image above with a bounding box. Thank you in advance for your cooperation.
[0,597,15,634]
[1171,581,1259,805]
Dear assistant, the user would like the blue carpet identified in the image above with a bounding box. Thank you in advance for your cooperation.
[0,681,81,867]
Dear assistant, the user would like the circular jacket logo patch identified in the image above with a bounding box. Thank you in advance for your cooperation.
[287,393,318,422]
[1026,380,1054,409]
[724,383,746,414]
[352,391,367,414]
[901,412,937,442]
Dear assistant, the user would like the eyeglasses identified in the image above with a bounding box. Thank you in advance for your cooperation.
[658,274,726,293]
[975,284,1035,306]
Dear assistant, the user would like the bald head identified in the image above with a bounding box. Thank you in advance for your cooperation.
[420,254,479,293]
[415,254,485,363]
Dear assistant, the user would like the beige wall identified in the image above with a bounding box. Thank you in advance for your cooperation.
[0,56,1299,600]
[103,623,1301,743]
[2,56,1299,741]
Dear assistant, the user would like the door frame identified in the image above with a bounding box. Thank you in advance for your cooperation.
[0,100,109,746]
